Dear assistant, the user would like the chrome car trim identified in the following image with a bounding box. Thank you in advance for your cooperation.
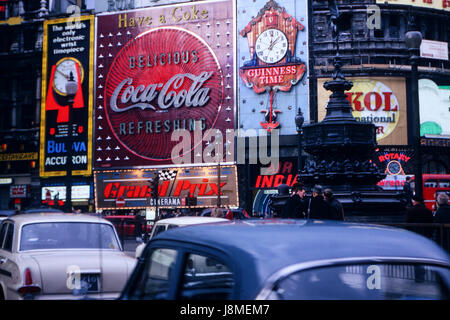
[255,256,450,300]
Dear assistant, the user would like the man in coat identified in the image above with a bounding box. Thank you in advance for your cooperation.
[406,195,434,238]
[434,193,450,250]
[434,193,450,223]
[281,183,307,219]
[307,185,333,220]
[324,188,344,221]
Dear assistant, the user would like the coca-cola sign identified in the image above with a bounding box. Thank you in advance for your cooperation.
[105,27,223,161]
[95,1,234,167]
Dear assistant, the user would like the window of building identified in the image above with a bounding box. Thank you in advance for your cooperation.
[423,160,448,175]
[389,15,400,39]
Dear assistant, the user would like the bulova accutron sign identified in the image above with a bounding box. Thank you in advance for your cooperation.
[95,1,234,167]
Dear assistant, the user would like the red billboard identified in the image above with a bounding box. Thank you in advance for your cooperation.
[95,0,234,168]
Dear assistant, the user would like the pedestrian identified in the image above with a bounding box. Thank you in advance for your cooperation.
[434,193,450,250]
[405,195,434,238]
[281,182,307,219]
[434,193,450,223]
[134,213,143,239]
[211,205,218,217]
[225,206,234,220]
[324,188,344,221]
[216,206,224,218]
[307,185,333,220]
[403,176,413,206]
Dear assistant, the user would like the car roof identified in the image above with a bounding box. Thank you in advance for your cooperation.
[23,208,64,214]
[3,213,112,226]
[155,216,228,226]
[154,219,450,299]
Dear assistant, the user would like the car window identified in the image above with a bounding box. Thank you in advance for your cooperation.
[0,223,7,248]
[3,223,14,252]
[167,224,179,230]
[132,248,178,299]
[20,222,120,251]
[180,253,234,300]
[269,263,450,300]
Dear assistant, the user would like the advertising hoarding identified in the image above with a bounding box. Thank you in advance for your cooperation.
[94,0,235,168]
[376,0,450,10]
[317,77,408,146]
[94,165,239,209]
[40,15,94,177]
[419,79,450,138]
[238,0,309,135]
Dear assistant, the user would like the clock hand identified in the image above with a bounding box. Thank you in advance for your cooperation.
[55,68,70,80]
[268,36,282,50]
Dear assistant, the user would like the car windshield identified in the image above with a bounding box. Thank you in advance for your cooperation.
[20,222,121,251]
[269,263,450,300]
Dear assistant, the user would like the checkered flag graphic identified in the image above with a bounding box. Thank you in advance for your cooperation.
[158,170,177,181]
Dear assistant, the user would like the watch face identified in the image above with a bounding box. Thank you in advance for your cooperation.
[52,57,84,96]
[255,28,288,64]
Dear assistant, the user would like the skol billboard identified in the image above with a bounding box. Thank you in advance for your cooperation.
[238,0,309,134]
[40,15,94,177]
[376,0,450,11]
[317,77,408,146]
[94,0,235,168]
[94,165,239,209]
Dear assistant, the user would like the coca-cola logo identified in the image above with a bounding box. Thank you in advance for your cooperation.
[105,27,223,161]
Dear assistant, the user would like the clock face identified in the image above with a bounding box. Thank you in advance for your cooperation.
[255,28,288,64]
[387,160,402,175]
[52,57,84,96]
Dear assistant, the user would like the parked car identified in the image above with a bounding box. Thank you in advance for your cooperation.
[0,213,136,300]
[201,208,250,219]
[135,216,229,258]
[104,215,151,238]
[121,219,450,300]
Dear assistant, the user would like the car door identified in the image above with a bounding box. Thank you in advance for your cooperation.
[0,221,17,299]
[121,244,182,299]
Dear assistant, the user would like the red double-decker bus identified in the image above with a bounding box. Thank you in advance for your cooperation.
[412,174,450,211]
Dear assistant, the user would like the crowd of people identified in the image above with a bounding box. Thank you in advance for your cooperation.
[279,183,345,221]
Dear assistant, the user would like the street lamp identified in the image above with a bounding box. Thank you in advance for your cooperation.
[295,109,304,182]
[65,71,77,213]
[405,20,423,200]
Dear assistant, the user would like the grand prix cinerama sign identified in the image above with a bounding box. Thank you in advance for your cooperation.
[94,0,234,168]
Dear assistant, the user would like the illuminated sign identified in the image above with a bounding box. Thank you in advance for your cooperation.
[41,185,91,200]
[10,185,28,198]
[250,158,298,189]
[318,77,407,145]
[0,153,38,161]
[0,178,13,185]
[238,0,309,134]
[94,165,239,209]
[40,16,94,177]
[95,0,234,167]
[376,0,450,10]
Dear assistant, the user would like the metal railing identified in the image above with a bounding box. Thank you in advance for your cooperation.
[377,223,450,253]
